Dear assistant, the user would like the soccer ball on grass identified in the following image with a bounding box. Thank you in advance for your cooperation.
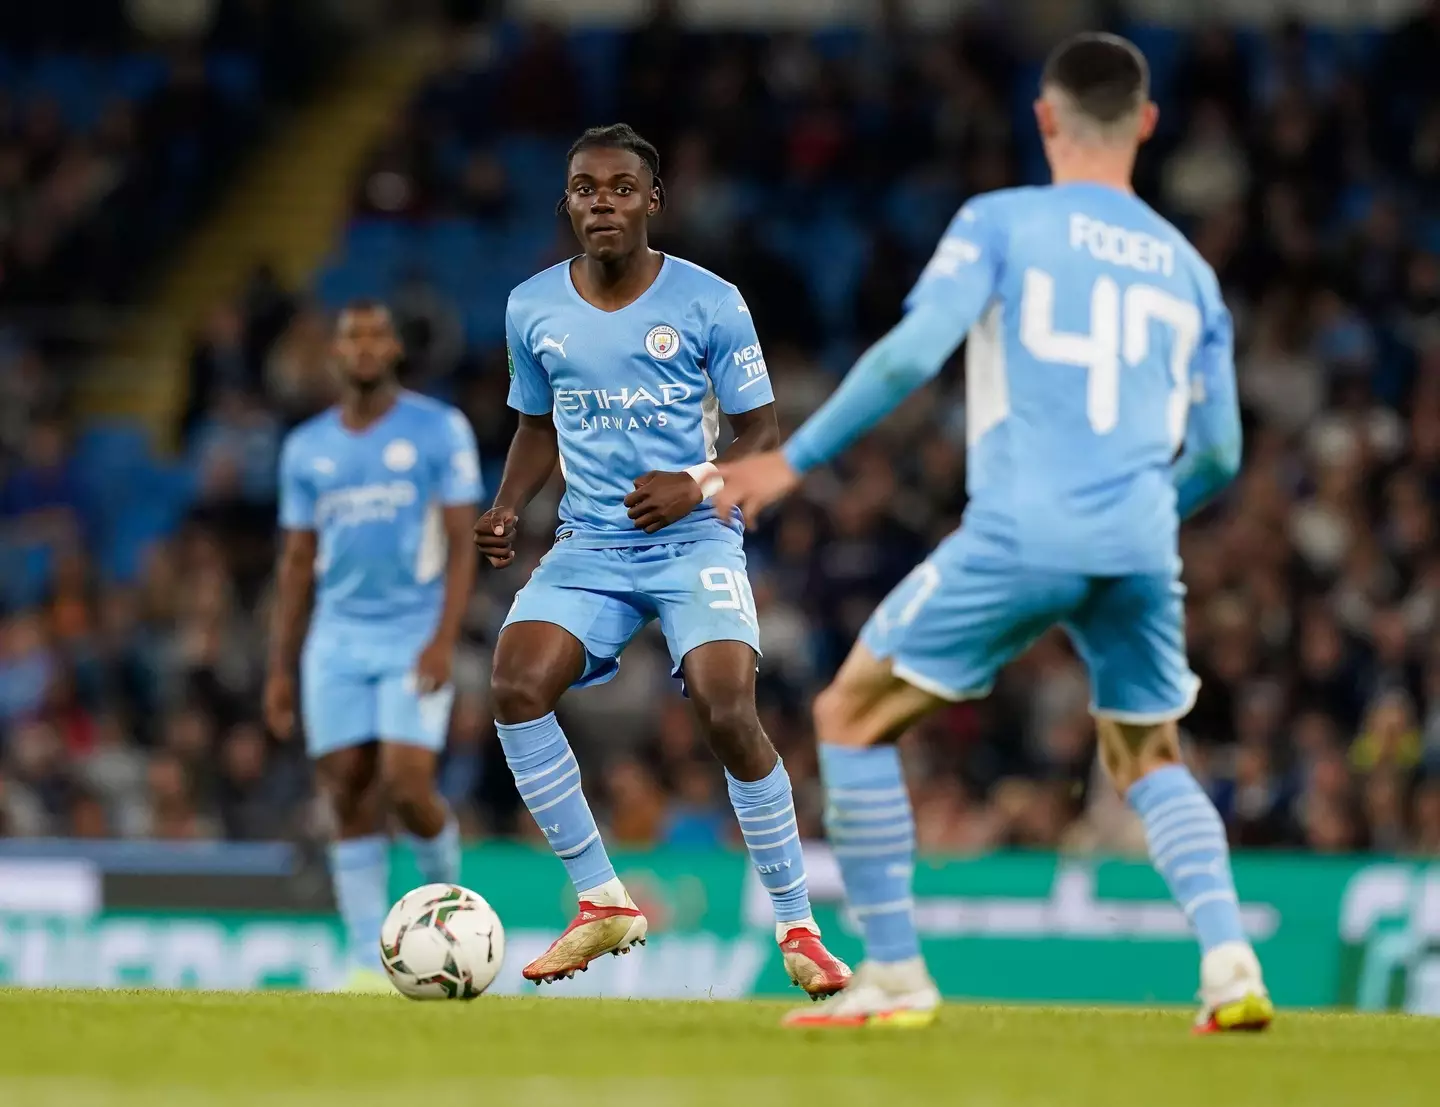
[379,883,505,999]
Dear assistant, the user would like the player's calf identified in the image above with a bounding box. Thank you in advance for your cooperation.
[380,746,448,837]
[498,706,646,984]
[491,623,644,984]
[691,689,776,783]
[685,644,852,997]
[379,744,460,885]
[1099,718,1272,1032]
[315,746,390,982]
[803,645,952,1020]
[500,708,647,986]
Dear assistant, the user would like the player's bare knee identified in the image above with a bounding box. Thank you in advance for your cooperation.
[321,773,377,836]
[380,764,436,829]
[1133,727,1181,782]
[325,783,364,829]
[314,750,377,834]
[490,669,555,726]
[1098,718,1181,792]
[812,683,872,748]
[380,766,424,808]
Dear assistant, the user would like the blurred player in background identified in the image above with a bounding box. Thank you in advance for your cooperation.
[474,124,850,996]
[266,301,482,991]
[717,34,1268,1033]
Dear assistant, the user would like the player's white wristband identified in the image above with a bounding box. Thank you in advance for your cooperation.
[685,461,725,499]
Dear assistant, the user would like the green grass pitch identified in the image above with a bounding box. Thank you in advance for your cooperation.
[3,990,1438,1106]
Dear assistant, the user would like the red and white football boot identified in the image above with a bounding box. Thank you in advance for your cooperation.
[522,883,648,985]
[778,920,852,999]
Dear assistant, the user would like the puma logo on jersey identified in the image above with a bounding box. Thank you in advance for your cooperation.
[540,334,570,358]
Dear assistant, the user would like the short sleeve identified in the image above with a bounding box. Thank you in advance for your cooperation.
[438,408,483,505]
[903,198,1004,315]
[505,298,553,416]
[277,432,316,530]
[706,286,774,414]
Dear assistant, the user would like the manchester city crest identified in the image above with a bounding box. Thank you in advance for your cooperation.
[644,324,681,361]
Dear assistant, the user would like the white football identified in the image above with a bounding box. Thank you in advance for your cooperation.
[379,883,506,1000]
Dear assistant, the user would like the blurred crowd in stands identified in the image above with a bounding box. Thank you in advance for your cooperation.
[5,2,1440,859]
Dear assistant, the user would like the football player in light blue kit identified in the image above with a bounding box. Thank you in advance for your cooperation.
[718,35,1271,1033]
[473,125,850,996]
[266,301,481,991]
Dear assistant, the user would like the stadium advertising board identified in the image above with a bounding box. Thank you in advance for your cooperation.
[2,847,1437,1011]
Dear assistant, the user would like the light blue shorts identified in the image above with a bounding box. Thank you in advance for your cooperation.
[502,539,761,688]
[859,527,1199,722]
[301,628,455,759]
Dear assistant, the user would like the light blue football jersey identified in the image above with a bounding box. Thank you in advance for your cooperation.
[908,182,1232,575]
[505,255,775,548]
[278,391,483,637]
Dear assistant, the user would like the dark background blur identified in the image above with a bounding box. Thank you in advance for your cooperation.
[3,0,1440,860]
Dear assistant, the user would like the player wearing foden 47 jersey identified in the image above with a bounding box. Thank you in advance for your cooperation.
[719,35,1269,1032]
[266,301,481,992]
[475,124,849,996]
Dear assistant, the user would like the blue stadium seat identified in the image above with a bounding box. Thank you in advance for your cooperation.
[1119,24,1184,123]
[207,53,261,105]
[109,53,169,102]
[73,422,150,476]
[418,218,484,265]
[1421,218,1440,256]
[0,543,55,610]
[1343,29,1386,68]
[496,137,571,217]
[314,262,393,310]
[462,279,513,347]
[26,53,105,129]
[344,219,412,266]
[101,462,198,582]
[810,28,864,61]
[1009,60,1047,185]
[802,219,869,333]
[568,30,624,120]
[68,422,160,579]
[884,174,965,256]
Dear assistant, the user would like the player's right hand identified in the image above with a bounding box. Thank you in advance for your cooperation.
[713,450,802,522]
[263,673,297,740]
[474,506,518,568]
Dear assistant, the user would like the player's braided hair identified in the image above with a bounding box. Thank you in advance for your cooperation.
[555,123,666,216]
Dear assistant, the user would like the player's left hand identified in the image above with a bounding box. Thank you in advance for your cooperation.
[414,638,453,695]
[624,470,704,534]
[712,451,801,521]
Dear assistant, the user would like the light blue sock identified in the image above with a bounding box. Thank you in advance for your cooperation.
[329,835,389,973]
[818,743,919,963]
[726,759,812,925]
[407,813,461,885]
[496,712,616,894]
[1128,764,1247,953]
